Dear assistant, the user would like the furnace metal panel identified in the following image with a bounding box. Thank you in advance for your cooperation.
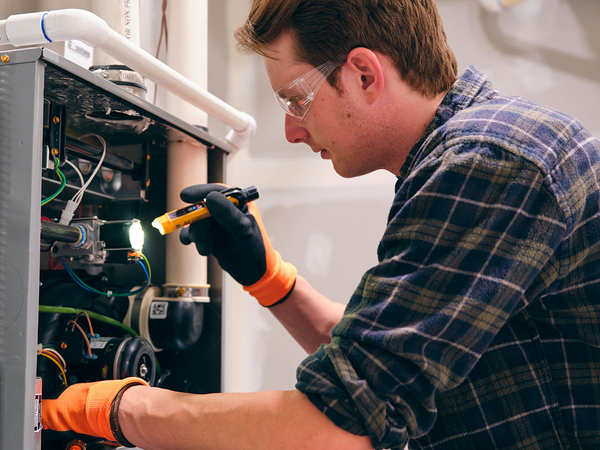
[0,47,227,449]
[0,47,45,450]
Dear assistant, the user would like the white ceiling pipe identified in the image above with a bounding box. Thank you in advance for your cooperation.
[92,0,141,66]
[163,0,209,292]
[0,9,256,150]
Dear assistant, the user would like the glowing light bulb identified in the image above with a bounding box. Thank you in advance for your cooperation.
[129,219,145,251]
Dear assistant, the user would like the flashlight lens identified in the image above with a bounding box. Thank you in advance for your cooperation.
[129,220,145,251]
[151,218,165,235]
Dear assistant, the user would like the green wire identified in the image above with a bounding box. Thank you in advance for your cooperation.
[38,305,138,337]
[41,158,67,206]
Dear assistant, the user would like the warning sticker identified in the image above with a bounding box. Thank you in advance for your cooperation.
[150,301,169,319]
[34,393,42,432]
[90,337,112,349]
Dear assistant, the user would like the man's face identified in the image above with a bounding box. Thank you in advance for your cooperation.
[263,34,387,178]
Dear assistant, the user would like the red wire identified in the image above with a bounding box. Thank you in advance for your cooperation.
[48,254,64,270]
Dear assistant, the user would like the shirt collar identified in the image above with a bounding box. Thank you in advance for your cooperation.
[396,66,498,186]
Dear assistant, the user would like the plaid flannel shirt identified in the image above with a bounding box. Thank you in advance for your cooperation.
[296,66,600,450]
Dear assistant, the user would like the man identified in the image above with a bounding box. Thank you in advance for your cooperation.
[43,1,600,449]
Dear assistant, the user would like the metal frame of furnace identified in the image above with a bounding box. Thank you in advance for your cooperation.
[0,47,229,449]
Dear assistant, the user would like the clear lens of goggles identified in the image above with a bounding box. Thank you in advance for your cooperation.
[274,61,339,119]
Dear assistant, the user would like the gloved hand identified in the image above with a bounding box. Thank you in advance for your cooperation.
[179,183,297,307]
[42,377,149,447]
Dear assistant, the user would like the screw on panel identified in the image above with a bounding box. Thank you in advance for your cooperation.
[1,55,9,63]
[66,440,86,450]
[52,116,60,124]
[51,148,59,157]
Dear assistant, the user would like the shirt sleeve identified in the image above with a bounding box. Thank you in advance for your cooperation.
[295,143,568,450]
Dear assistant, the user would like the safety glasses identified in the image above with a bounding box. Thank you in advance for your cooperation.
[274,61,339,120]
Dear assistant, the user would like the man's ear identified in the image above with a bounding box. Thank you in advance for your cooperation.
[345,47,384,104]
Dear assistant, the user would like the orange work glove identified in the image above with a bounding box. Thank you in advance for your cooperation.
[42,377,149,447]
[180,184,297,307]
[242,202,297,305]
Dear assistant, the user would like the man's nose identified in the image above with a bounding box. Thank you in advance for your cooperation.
[284,114,310,144]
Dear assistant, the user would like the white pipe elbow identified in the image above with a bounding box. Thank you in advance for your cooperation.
[4,9,110,48]
[226,113,257,151]
[44,9,110,47]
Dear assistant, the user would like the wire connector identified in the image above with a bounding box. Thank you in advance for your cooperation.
[59,199,79,225]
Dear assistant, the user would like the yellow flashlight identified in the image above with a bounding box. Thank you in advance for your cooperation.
[151,186,259,235]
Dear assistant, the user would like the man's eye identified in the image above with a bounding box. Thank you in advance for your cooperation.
[286,98,305,117]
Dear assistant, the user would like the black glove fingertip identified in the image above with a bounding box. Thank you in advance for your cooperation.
[180,186,202,203]
[180,183,229,203]
[179,227,192,245]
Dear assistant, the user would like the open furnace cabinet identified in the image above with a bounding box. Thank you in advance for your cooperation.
[0,47,230,450]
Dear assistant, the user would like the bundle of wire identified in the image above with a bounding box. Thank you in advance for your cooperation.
[37,312,101,385]
[58,253,152,298]
[41,157,67,206]
[41,134,107,216]
[59,133,108,225]
[37,344,68,386]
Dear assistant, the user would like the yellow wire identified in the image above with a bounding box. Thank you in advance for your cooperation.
[43,347,67,369]
[39,352,68,386]
[41,349,63,368]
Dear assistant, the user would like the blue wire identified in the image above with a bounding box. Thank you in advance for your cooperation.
[58,257,151,297]
[58,258,94,293]
[131,260,150,294]
[58,258,95,293]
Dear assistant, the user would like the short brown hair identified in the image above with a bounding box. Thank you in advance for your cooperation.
[234,0,458,97]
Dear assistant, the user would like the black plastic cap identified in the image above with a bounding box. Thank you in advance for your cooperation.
[243,186,259,202]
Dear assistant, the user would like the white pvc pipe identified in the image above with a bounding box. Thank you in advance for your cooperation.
[0,9,256,150]
[165,0,208,127]
[164,0,209,289]
[102,31,254,134]
[165,139,209,288]
[92,0,141,66]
